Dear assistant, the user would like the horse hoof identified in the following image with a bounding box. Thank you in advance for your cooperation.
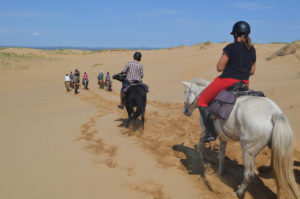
[233,192,238,197]
[233,190,243,198]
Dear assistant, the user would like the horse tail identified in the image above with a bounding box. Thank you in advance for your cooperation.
[132,86,146,120]
[271,113,300,199]
[132,96,144,120]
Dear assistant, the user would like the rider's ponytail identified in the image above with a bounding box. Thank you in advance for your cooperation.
[240,35,253,51]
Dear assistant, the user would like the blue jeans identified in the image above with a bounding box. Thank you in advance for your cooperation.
[121,80,129,93]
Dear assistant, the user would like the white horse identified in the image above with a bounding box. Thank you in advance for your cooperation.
[182,78,299,199]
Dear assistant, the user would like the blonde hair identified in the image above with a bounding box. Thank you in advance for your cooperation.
[240,35,253,51]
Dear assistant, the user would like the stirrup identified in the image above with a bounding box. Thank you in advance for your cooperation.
[200,135,216,143]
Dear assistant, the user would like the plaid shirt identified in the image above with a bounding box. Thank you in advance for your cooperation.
[121,60,144,82]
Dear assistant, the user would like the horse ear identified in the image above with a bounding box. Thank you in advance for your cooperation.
[182,81,191,88]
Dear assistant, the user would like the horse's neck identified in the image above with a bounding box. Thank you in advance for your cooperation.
[193,85,206,97]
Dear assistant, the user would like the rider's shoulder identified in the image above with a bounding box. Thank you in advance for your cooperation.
[224,42,236,49]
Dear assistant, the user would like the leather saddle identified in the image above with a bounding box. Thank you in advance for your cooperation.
[227,81,249,92]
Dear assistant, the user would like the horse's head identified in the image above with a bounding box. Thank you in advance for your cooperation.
[182,81,198,116]
[113,73,126,82]
[182,79,208,116]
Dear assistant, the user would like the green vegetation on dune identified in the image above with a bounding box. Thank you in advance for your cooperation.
[199,41,213,50]
[0,52,45,59]
[92,63,103,67]
[48,49,98,55]
[0,51,50,71]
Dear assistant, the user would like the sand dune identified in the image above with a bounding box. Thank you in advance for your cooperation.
[1,42,300,199]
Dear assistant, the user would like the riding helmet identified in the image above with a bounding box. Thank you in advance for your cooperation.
[231,21,251,35]
[133,52,142,61]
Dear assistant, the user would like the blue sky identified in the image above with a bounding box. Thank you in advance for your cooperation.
[0,0,299,48]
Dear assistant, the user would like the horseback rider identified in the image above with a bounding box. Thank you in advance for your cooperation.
[98,71,104,81]
[65,73,70,81]
[105,72,111,86]
[118,52,143,109]
[65,73,70,84]
[69,71,73,80]
[73,71,79,94]
[197,21,256,142]
[82,72,88,84]
[75,68,80,77]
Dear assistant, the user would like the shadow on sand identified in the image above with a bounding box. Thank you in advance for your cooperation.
[172,143,277,199]
[115,118,144,132]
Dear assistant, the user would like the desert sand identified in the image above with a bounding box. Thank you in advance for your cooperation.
[1,41,300,199]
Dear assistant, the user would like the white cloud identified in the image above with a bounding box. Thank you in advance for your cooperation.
[138,8,182,18]
[33,32,40,36]
[236,2,275,10]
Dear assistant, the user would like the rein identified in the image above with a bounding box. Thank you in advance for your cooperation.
[184,84,199,111]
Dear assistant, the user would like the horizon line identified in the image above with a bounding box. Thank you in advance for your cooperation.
[0,41,296,51]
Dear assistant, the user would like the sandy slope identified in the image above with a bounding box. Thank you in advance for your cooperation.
[0,42,300,199]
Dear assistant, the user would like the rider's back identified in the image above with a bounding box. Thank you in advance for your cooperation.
[123,60,143,82]
[219,42,256,80]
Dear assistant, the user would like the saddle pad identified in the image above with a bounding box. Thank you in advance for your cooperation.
[208,90,236,120]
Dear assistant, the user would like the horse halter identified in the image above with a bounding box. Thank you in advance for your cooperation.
[184,83,198,111]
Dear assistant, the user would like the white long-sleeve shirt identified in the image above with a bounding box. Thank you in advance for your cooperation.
[65,75,70,82]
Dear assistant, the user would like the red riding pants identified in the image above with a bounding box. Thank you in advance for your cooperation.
[197,77,249,107]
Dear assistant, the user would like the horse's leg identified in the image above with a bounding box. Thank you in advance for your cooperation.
[141,111,145,129]
[196,140,205,169]
[126,106,133,128]
[217,141,227,176]
[235,151,255,197]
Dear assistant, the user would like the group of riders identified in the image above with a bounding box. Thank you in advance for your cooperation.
[64,51,144,110]
[62,21,300,199]
[64,21,256,143]
[64,68,113,94]
[97,71,112,91]
[64,69,84,94]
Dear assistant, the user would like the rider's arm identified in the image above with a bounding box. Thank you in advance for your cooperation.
[121,63,129,73]
[216,52,229,72]
[250,62,256,76]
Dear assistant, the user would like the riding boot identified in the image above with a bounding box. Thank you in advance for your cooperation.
[199,107,216,143]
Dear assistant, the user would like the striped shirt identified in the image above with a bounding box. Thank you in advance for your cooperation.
[121,60,144,82]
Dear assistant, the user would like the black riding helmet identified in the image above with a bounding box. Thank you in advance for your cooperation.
[133,52,142,61]
[231,21,251,35]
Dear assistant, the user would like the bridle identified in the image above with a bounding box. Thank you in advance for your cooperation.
[184,83,198,112]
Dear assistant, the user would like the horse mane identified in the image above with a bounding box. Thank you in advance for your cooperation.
[190,78,210,87]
